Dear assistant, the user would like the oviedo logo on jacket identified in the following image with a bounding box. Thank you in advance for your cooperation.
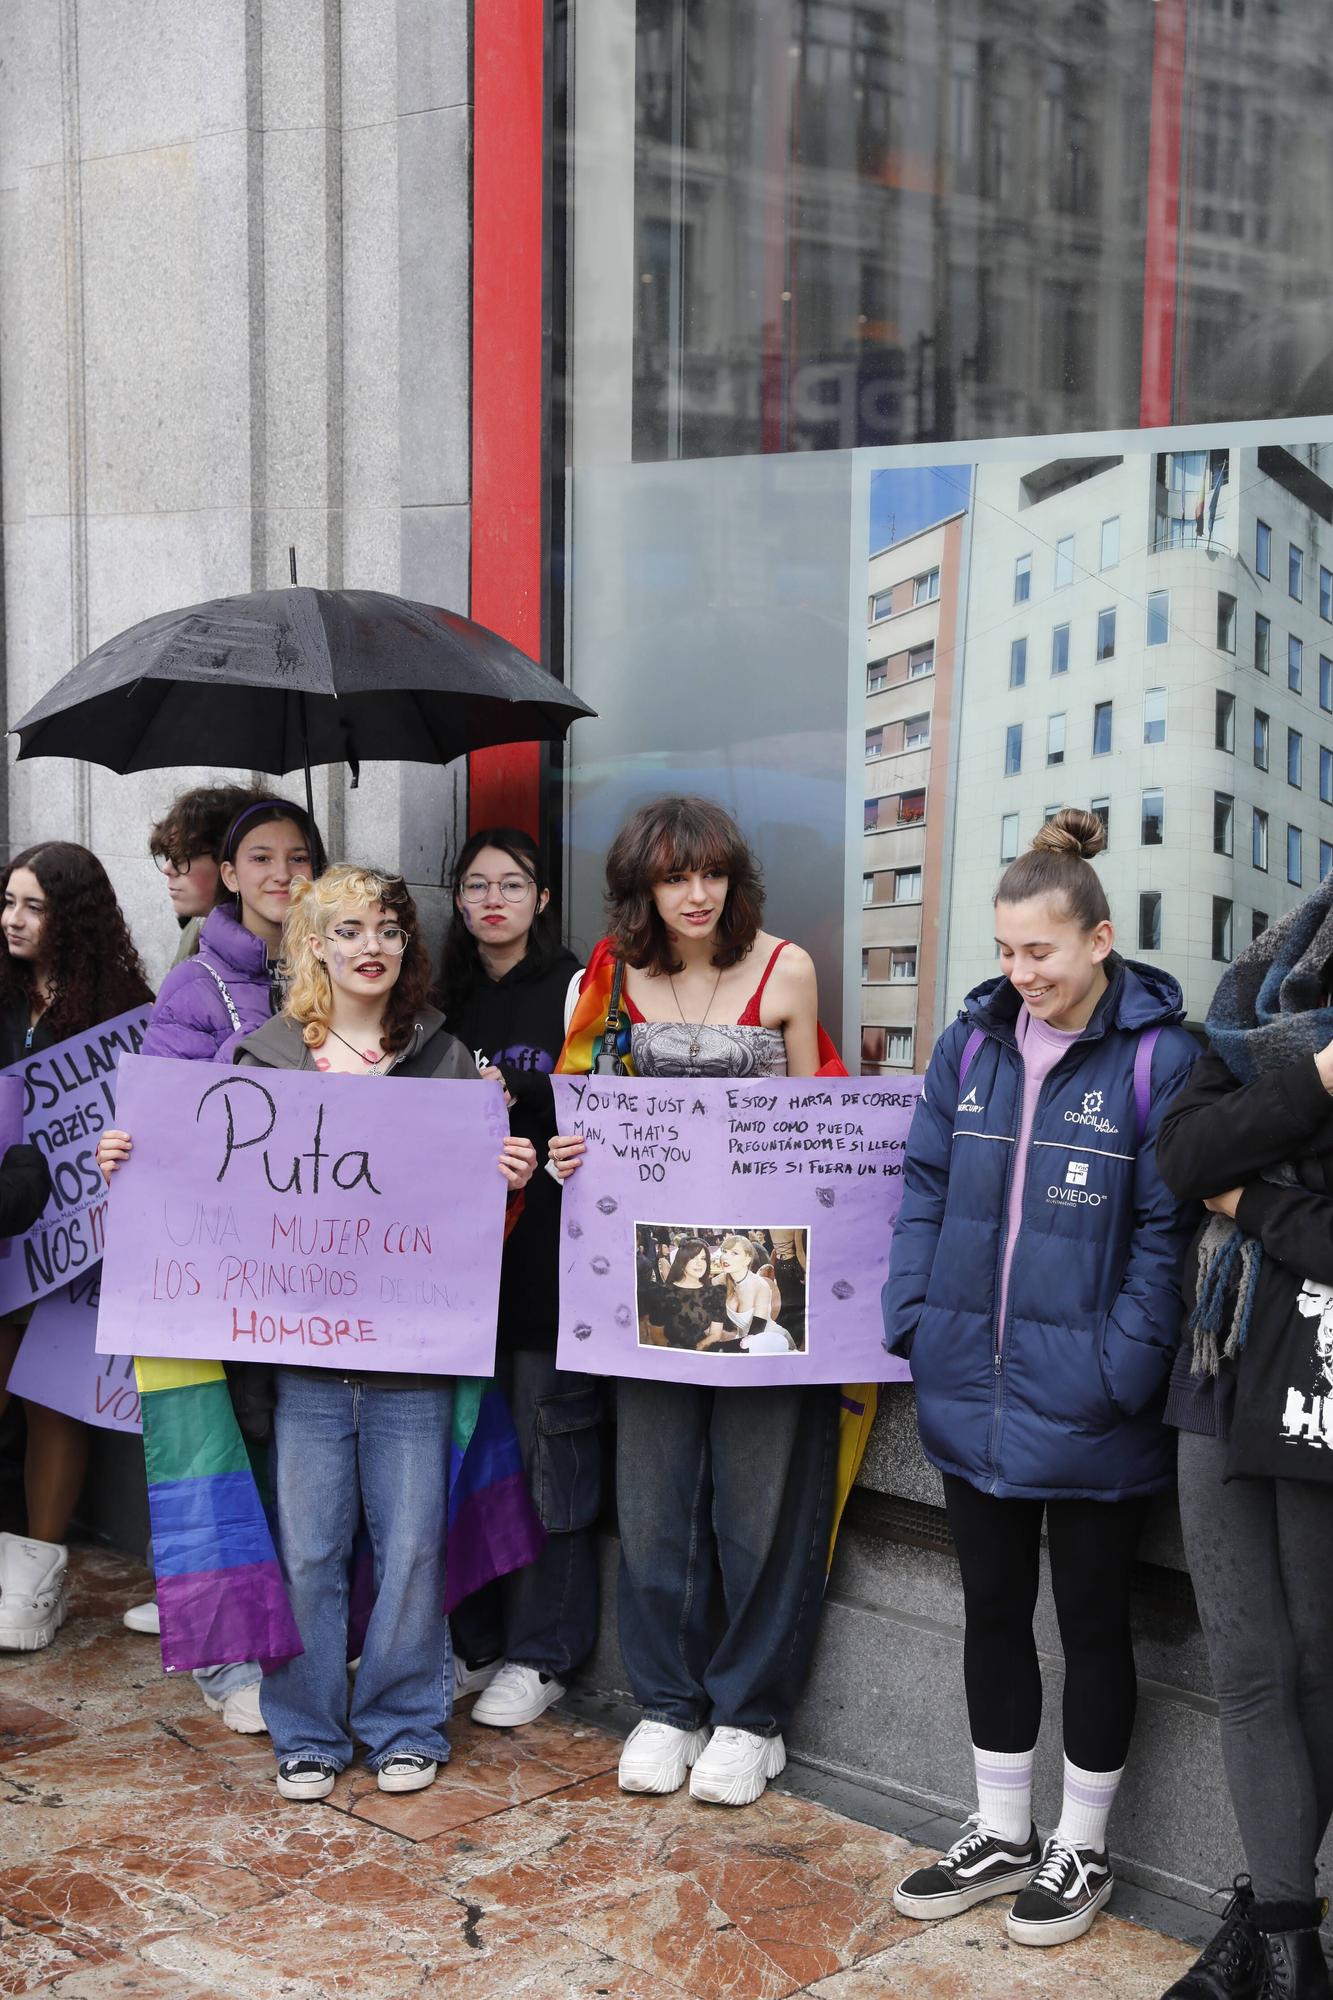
[1047,1156,1105,1207]
[1063,1088,1120,1138]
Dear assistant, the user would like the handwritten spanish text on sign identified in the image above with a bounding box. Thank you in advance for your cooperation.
[96,1055,510,1373]
[552,1074,922,1386]
[9,1272,141,1432]
[0,1008,151,1314]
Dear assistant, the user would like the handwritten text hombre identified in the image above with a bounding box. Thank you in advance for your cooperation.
[96,1055,510,1374]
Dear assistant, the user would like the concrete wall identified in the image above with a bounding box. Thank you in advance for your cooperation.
[0,0,473,988]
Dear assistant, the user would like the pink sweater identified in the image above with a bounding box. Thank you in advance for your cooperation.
[995,1008,1082,1351]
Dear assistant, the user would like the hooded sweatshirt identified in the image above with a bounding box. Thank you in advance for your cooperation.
[444,945,581,1352]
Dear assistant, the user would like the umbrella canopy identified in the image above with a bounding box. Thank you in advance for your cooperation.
[11,588,595,779]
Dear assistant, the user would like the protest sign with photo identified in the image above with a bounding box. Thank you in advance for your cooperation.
[553,1074,920,1386]
[0,1007,150,1314]
[9,1270,140,1433]
[96,1055,511,1374]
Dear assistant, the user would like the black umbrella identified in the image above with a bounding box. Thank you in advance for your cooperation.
[12,585,595,818]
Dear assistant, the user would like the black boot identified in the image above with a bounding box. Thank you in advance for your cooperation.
[1163,1878,1264,1999]
[1252,1900,1330,2000]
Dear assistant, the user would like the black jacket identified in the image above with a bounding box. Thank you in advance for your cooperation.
[444,947,580,1353]
[1156,1046,1333,1439]
[0,1144,51,1239]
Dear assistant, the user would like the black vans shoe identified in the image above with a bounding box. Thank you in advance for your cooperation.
[1006,1834,1114,1947]
[893,1813,1041,1919]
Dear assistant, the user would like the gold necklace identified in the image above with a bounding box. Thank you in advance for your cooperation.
[668,966,724,1062]
[325,1025,389,1072]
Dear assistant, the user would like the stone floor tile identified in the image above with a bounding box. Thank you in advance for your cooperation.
[0,1911,121,2000]
[21,1972,237,2000]
[0,1697,78,1765]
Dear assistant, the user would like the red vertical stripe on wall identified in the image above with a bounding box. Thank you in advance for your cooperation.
[1139,0,1188,428]
[469,0,545,839]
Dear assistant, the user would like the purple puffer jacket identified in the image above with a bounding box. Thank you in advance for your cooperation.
[142,904,276,1063]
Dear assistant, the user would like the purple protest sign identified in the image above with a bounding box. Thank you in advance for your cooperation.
[552,1074,921,1386]
[9,1270,140,1433]
[0,1007,151,1314]
[96,1054,510,1373]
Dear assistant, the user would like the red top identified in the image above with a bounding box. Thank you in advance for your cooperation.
[622,942,790,1025]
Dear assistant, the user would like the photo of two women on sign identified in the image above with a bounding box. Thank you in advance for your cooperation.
[633,1222,809,1357]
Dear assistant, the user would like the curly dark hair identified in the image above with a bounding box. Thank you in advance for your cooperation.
[605,797,764,975]
[438,827,563,1019]
[149,783,267,866]
[0,843,153,1038]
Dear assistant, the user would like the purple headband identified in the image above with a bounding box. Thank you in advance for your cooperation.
[223,799,311,861]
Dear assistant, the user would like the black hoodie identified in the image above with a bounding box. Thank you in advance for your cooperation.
[445,945,581,1352]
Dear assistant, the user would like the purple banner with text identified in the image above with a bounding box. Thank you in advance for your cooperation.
[552,1074,921,1386]
[96,1055,510,1373]
[0,1007,151,1314]
[9,1270,141,1432]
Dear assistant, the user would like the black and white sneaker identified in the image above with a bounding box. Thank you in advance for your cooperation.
[276,1758,337,1801]
[377,1754,437,1794]
[893,1813,1041,1919]
[1006,1834,1114,1946]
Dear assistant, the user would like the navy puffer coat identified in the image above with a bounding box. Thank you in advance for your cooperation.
[882,958,1199,1500]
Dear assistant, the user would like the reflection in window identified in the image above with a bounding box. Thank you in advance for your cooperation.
[1289,824,1303,886]
[1005,723,1023,774]
[1014,554,1032,604]
[1100,518,1119,569]
[1253,910,1269,942]
[896,867,923,902]
[1051,624,1070,675]
[1142,788,1164,845]
[1092,700,1112,755]
[865,728,884,761]
[1322,746,1333,806]
[1217,594,1237,653]
[891,948,918,981]
[871,590,893,622]
[1054,536,1074,589]
[903,714,931,750]
[1216,690,1235,752]
[1289,634,1303,693]
[1255,613,1270,674]
[1214,792,1234,856]
[915,568,940,605]
[1091,797,1110,845]
[1212,898,1233,964]
[1322,841,1333,881]
[1010,637,1027,687]
[909,644,935,678]
[1253,806,1268,871]
[1323,567,1333,623]
[1097,608,1115,660]
[999,812,1019,862]
[1290,544,1304,602]
[862,874,875,906]
[1322,656,1333,711]
[1139,892,1162,952]
[1147,591,1170,646]
[1254,709,1270,769]
[887,1029,913,1066]
[1047,713,1066,765]
[868,661,888,692]
[1289,727,1303,787]
[1257,521,1271,579]
[1144,687,1167,744]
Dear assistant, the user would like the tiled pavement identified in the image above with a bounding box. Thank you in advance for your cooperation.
[0,1547,1196,1999]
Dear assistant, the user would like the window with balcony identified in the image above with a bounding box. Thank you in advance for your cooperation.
[865,727,884,761]
[1014,554,1031,604]
[1096,608,1115,660]
[1139,892,1162,951]
[867,661,887,693]
[908,643,935,679]
[915,568,940,605]
[1289,824,1303,886]
[1290,634,1304,693]
[1051,624,1070,676]
[870,589,893,623]
[999,813,1019,862]
[1147,591,1170,646]
[1253,807,1269,871]
[1290,543,1304,602]
[1212,897,1233,964]
[1009,637,1027,688]
[1100,517,1119,569]
[1217,593,1237,653]
[895,868,923,902]
[903,714,931,751]
[1214,792,1234,856]
[863,796,884,831]
[1005,723,1022,775]
[1255,613,1270,674]
[1216,689,1235,752]
[1090,797,1110,846]
[1142,789,1164,845]
[1255,710,1270,770]
[1092,701,1112,756]
[1054,535,1074,589]
[899,788,926,824]
[1144,687,1167,744]
[1257,519,1271,578]
[1289,727,1303,787]
[1047,713,1066,766]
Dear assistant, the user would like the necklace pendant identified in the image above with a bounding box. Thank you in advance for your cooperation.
[688,1038,701,1060]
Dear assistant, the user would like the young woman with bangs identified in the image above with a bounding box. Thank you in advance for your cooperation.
[0,842,153,1650]
[550,795,839,1809]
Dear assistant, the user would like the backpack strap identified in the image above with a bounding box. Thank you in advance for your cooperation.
[957,1027,986,1095]
[198,962,242,1034]
[1132,1026,1163,1149]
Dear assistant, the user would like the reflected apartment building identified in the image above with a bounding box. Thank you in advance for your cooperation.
[944,445,1333,1024]
[861,512,964,1075]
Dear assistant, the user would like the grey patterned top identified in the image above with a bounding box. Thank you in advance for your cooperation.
[629,1020,788,1078]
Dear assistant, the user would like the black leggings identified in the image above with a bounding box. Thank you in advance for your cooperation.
[942,1475,1151,1772]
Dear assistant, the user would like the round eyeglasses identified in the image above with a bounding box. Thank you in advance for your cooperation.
[458,875,536,904]
[326,924,410,955]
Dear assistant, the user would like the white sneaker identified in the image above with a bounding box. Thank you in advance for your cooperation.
[453,1655,501,1700]
[122,1599,160,1635]
[617,1720,710,1795]
[688,1727,786,1807]
[0,1533,68,1651]
[471,1662,566,1729]
[201,1680,268,1734]
[377,1754,437,1794]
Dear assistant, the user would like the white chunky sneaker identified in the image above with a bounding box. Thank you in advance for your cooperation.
[618,1719,710,1795]
[688,1726,787,1807]
[201,1681,268,1734]
[377,1755,437,1794]
[471,1662,566,1729]
[122,1599,160,1636]
[452,1655,501,1700]
[0,1533,68,1651]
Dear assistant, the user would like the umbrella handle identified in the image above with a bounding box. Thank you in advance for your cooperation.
[289,548,315,825]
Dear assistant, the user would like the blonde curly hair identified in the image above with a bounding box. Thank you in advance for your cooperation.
[280,865,429,1052]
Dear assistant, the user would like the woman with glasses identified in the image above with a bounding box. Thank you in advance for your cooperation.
[148,783,265,965]
[439,830,593,1731]
[225,865,535,1800]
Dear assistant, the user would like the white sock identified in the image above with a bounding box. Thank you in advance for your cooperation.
[972,1743,1035,1843]
[1056,1755,1123,1851]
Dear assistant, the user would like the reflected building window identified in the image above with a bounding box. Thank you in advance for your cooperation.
[1289,635,1303,693]
[1100,518,1120,569]
[1051,624,1070,675]
[1255,709,1270,769]
[1139,892,1162,952]
[1290,544,1304,601]
[1142,788,1165,845]
[1009,637,1028,687]
[1214,792,1235,855]
[1054,536,1074,589]
[1289,727,1303,787]
[1005,722,1023,774]
[1091,796,1111,846]
[1097,608,1116,661]
[1255,613,1270,674]
[1253,806,1269,870]
[1093,700,1113,756]
[1289,823,1303,885]
[1257,520,1272,578]
[1047,713,1066,765]
[1217,594,1237,653]
[1212,897,1234,963]
[1015,554,1032,604]
[1216,690,1235,751]
[1144,687,1167,744]
[1147,592,1170,646]
[999,813,1019,861]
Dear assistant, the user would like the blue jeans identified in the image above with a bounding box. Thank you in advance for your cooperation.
[450,1350,601,1680]
[259,1371,453,1770]
[615,1379,839,1736]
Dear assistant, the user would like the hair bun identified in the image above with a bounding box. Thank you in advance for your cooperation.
[1029,807,1105,863]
